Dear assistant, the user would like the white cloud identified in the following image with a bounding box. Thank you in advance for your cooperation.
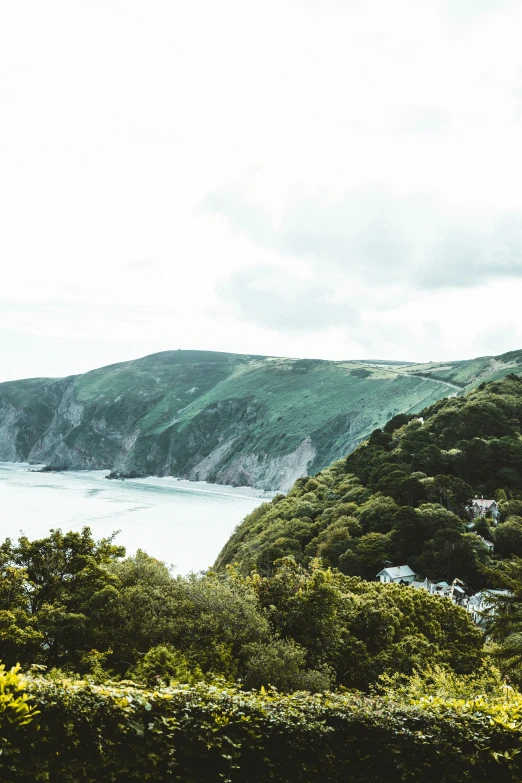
[1,0,522,380]
[217,264,359,331]
[204,183,522,290]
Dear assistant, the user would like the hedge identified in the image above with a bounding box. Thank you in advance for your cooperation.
[1,673,522,782]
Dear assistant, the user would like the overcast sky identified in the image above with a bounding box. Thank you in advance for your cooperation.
[2,0,522,381]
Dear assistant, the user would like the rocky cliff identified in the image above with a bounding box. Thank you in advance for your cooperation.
[2,349,522,491]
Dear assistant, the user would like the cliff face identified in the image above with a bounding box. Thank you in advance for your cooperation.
[0,377,71,463]
[2,348,522,491]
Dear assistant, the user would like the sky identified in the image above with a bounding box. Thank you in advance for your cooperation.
[2,0,522,381]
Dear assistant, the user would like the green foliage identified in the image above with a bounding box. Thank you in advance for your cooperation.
[495,519,522,558]
[0,662,38,774]
[218,377,522,587]
[0,534,270,684]
[240,638,331,692]
[482,557,522,684]
[376,662,506,703]
[0,528,484,694]
[239,558,482,689]
[0,663,37,727]
[1,674,522,782]
[133,645,203,687]
[0,527,124,668]
[80,648,114,682]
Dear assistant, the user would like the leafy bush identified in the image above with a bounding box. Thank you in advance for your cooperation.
[0,663,38,774]
[240,638,331,692]
[0,663,37,726]
[1,675,522,782]
[132,645,203,687]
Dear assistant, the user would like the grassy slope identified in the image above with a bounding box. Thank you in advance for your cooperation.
[60,353,460,483]
[2,348,522,488]
[394,348,522,389]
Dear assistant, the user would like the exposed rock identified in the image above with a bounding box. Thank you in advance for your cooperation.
[29,465,68,473]
[211,436,316,492]
[105,469,148,480]
[187,439,237,482]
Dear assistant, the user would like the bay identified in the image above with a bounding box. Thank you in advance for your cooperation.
[0,462,269,574]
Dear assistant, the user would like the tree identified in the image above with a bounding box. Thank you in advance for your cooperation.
[495,519,522,558]
[240,638,331,692]
[483,557,522,685]
[0,528,124,667]
[133,645,202,686]
[246,559,482,690]
[357,496,399,534]
[390,506,428,564]
[471,517,494,542]
[425,475,472,515]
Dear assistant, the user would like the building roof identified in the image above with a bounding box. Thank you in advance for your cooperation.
[411,579,430,590]
[377,565,415,580]
[469,589,510,608]
[472,498,497,508]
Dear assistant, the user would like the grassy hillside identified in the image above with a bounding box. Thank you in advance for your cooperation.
[2,348,522,490]
[393,348,522,389]
[216,374,522,586]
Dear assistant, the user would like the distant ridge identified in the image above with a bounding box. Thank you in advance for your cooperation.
[1,348,522,490]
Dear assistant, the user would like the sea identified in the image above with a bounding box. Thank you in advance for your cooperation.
[0,462,271,574]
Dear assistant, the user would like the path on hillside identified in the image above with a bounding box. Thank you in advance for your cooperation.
[400,372,462,393]
[400,373,461,415]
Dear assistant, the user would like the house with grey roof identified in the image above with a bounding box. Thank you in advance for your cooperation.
[376,567,471,606]
[470,497,500,522]
[376,565,415,585]
[467,590,510,626]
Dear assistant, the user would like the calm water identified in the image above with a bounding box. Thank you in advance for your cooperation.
[0,463,269,574]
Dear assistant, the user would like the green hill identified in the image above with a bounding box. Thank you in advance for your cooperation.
[216,374,522,586]
[2,348,522,490]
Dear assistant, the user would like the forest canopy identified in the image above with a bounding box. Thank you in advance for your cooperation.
[0,528,482,692]
[216,376,522,589]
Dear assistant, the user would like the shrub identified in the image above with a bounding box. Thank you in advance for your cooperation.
[0,663,37,726]
[132,645,203,687]
[1,676,522,782]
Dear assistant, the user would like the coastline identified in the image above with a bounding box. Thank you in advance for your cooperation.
[0,461,277,501]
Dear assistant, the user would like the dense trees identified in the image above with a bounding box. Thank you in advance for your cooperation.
[218,377,522,589]
[0,528,483,692]
[0,528,124,667]
[240,558,482,689]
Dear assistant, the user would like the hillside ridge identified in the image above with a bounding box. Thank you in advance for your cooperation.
[2,348,522,490]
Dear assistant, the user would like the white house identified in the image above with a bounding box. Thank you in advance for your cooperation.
[467,590,510,626]
[470,497,500,522]
[409,577,467,605]
[376,565,415,584]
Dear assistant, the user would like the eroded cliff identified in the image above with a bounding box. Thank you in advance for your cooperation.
[2,348,518,490]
